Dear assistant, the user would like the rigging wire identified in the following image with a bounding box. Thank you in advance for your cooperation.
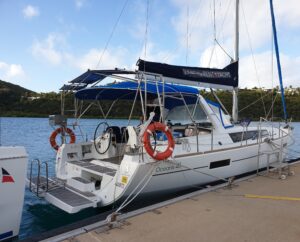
[95,0,130,69]
[213,0,216,40]
[163,0,204,63]
[208,0,217,67]
[240,0,267,117]
[266,92,279,119]
[186,4,190,65]
[239,91,274,113]
[208,0,233,67]
[144,0,150,60]
[208,0,216,66]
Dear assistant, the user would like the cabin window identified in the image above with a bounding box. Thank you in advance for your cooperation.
[229,130,269,143]
[207,101,233,128]
[209,159,230,169]
[166,104,208,125]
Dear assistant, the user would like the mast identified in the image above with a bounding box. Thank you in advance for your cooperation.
[269,0,287,121]
[232,0,239,122]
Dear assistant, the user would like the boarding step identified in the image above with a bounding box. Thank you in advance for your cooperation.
[29,176,64,197]
[68,160,117,176]
[67,177,96,193]
[45,186,100,214]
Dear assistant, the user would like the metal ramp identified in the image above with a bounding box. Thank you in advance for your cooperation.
[30,175,100,213]
[29,176,63,196]
[29,159,62,197]
[28,159,101,213]
[45,187,99,214]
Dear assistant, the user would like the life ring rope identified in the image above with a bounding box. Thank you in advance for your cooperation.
[49,127,76,151]
[143,122,175,161]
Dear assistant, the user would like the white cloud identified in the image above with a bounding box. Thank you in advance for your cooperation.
[199,45,232,68]
[31,33,67,65]
[138,42,178,65]
[170,0,300,64]
[0,61,26,84]
[75,0,86,9]
[71,47,130,71]
[275,0,300,28]
[30,32,134,71]
[239,51,300,89]
[167,0,300,89]
[23,5,40,19]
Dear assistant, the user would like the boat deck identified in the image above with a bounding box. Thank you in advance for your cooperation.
[59,162,300,242]
[68,160,117,176]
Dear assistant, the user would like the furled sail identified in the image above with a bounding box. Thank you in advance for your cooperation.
[137,59,238,90]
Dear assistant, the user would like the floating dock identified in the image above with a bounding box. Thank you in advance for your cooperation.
[40,161,300,242]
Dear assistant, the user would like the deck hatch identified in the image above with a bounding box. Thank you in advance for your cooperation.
[209,159,230,169]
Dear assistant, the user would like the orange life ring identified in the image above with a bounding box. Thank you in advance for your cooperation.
[49,127,76,151]
[143,122,175,161]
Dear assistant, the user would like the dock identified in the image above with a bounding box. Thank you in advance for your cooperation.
[44,162,300,242]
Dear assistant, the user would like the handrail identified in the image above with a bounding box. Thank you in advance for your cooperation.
[29,159,40,194]
[29,159,49,197]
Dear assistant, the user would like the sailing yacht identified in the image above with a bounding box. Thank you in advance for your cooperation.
[28,0,293,213]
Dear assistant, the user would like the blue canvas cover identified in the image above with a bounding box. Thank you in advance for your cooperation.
[75,81,199,109]
[75,81,198,100]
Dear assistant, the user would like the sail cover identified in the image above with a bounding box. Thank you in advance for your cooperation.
[137,59,238,90]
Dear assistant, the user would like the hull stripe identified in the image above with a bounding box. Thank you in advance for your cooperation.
[153,154,264,176]
[0,231,13,240]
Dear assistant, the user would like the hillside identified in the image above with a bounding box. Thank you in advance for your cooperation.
[0,79,34,95]
[0,80,299,120]
[0,80,36,112]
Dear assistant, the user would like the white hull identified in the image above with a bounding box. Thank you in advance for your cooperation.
[34,124,291,214]
[0,147,28,241]
[113,132,290,203]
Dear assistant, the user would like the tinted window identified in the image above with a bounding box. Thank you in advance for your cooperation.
[229,130,268,143]
[210,159,230,169]
[166,104,208,125]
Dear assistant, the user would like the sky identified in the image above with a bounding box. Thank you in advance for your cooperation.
[0,0,300,92]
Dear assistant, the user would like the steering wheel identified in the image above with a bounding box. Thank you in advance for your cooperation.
[94,122,112,154]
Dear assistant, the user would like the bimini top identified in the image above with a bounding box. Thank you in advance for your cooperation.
[60,69,136,91]
[75,81,199,101]
[75,81,200,109]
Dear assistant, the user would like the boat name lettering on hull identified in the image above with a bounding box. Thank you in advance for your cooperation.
[155,162,181,173]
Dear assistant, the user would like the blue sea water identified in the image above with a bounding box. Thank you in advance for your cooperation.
[0,117,137,240]
[0,117,300,239]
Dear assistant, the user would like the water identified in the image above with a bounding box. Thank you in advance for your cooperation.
[0,117,300,239]
[0,117,138,239]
